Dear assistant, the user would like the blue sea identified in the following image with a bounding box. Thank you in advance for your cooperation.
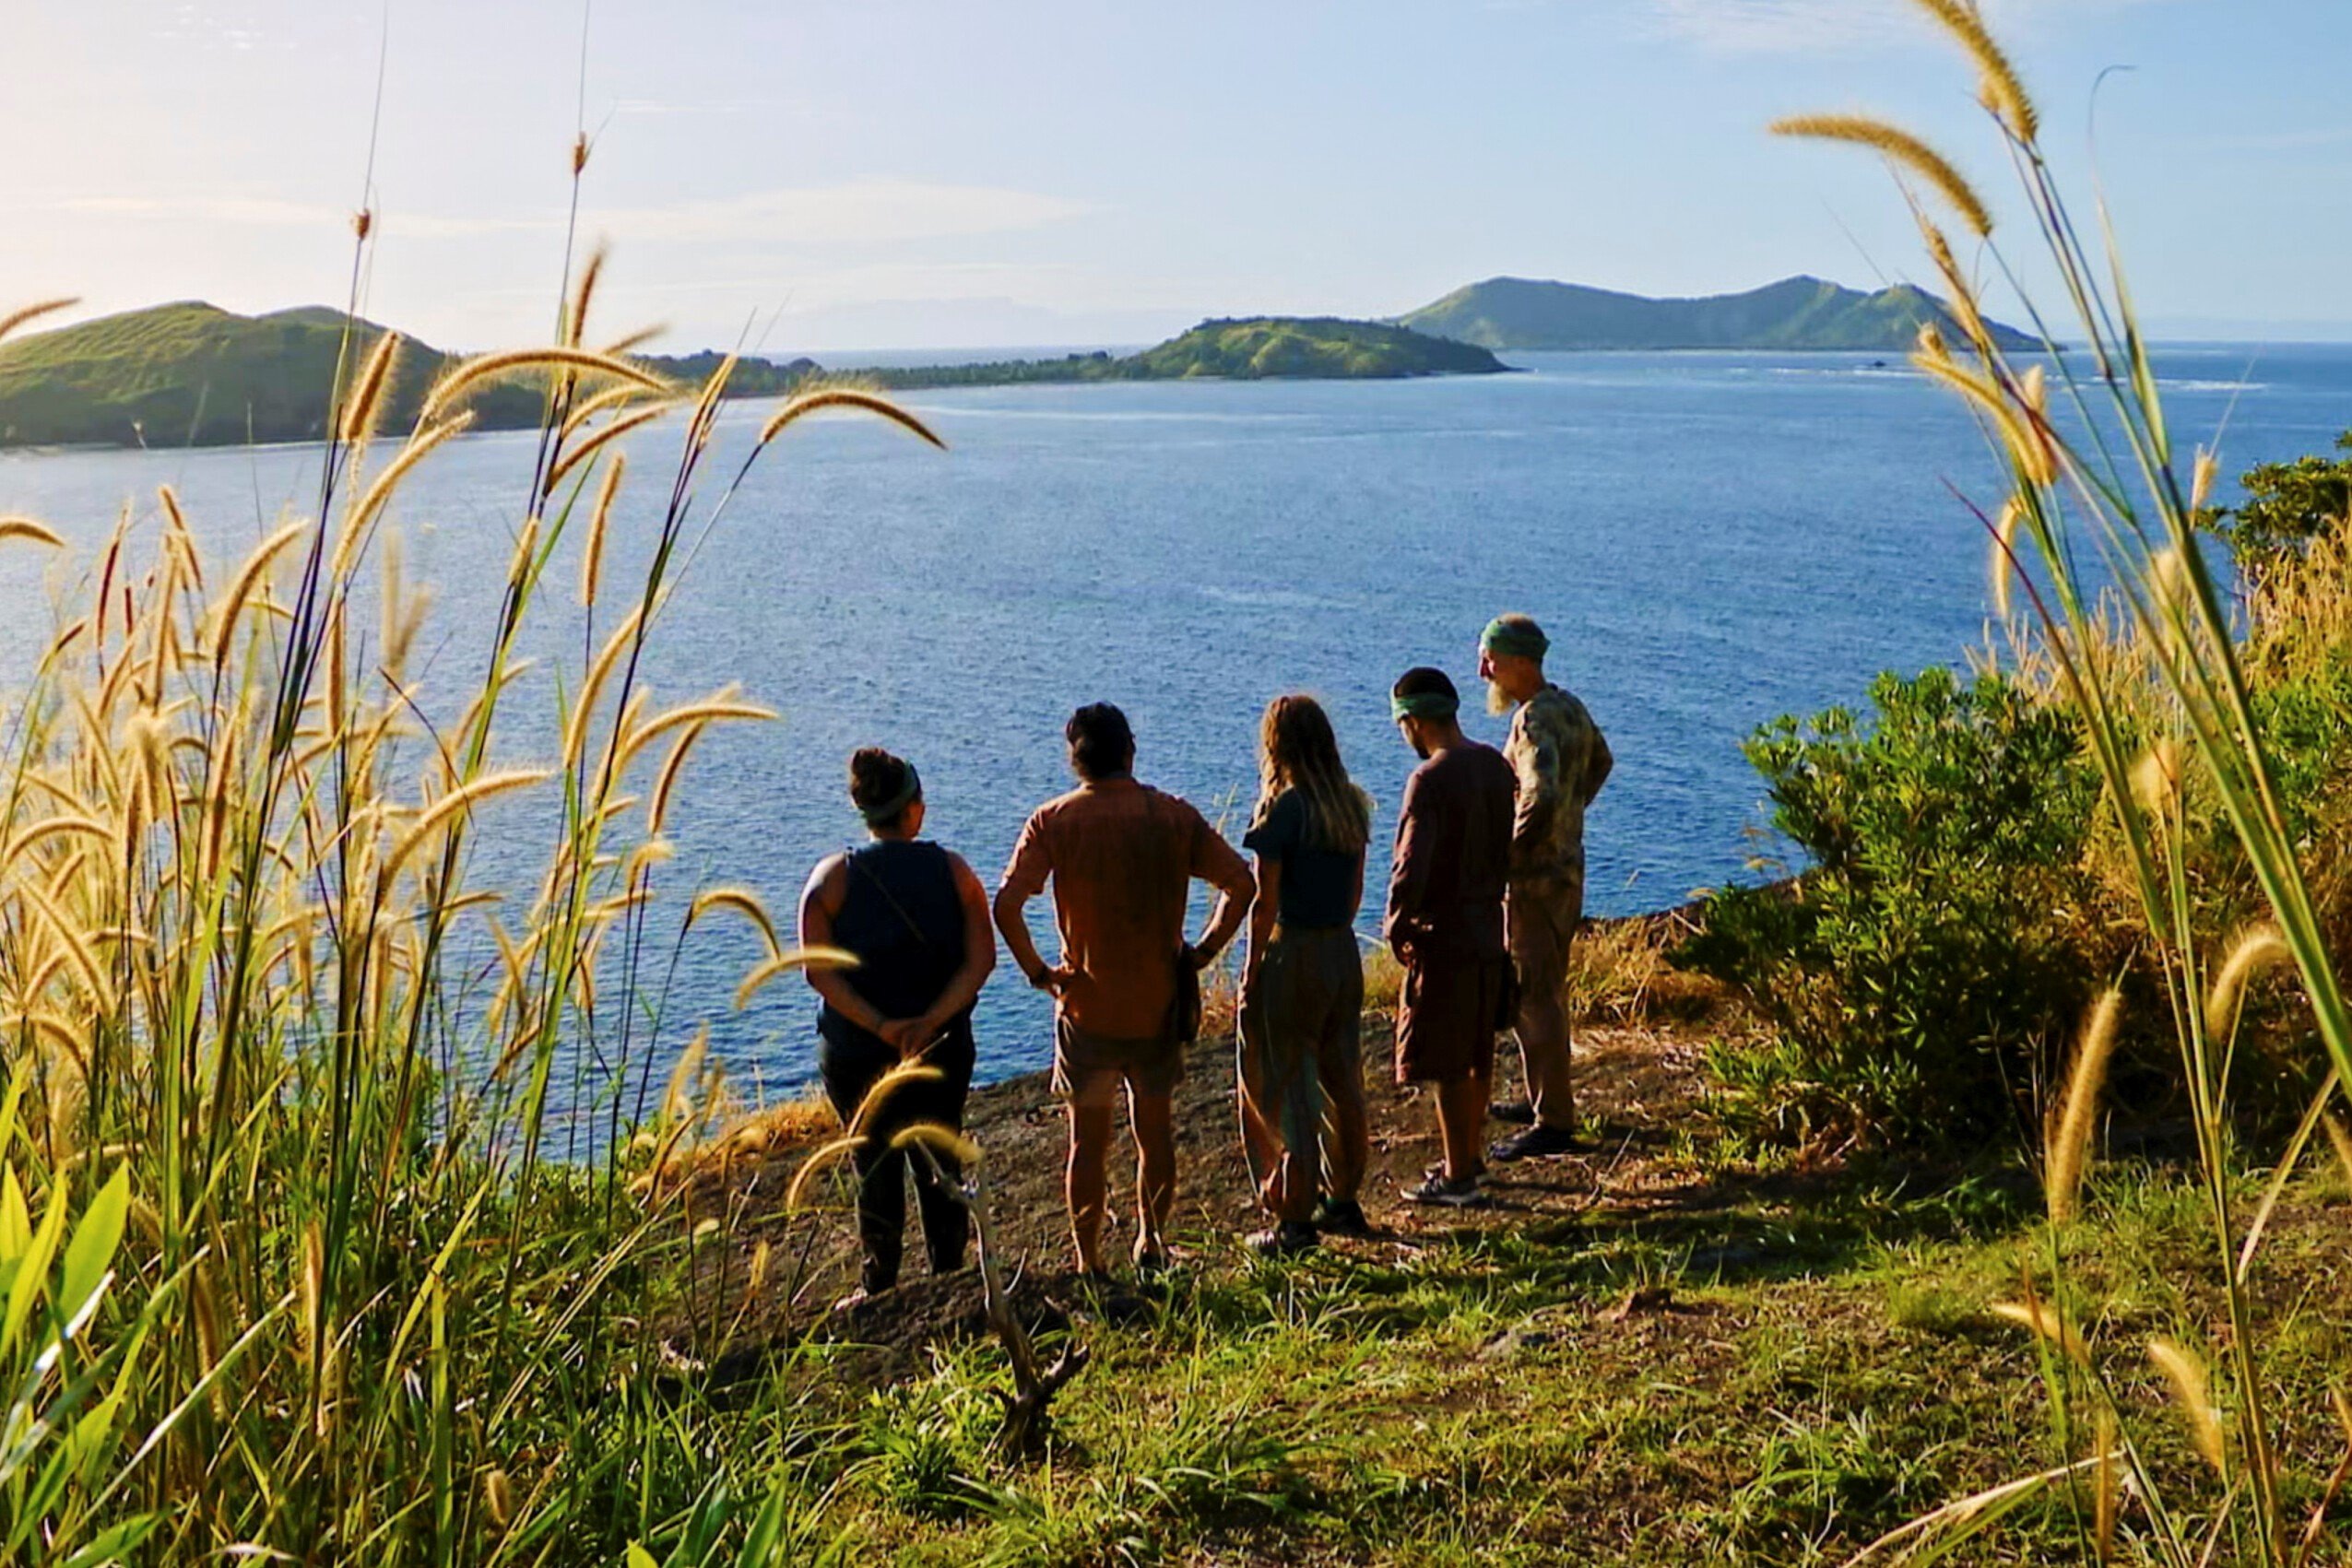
[0,345,2344,1108]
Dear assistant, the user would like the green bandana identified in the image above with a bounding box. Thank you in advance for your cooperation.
[861,762,920,825]
[1390,690,1459,723]
[1480,617,1549,660]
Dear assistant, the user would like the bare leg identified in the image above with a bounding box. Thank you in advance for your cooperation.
[1436,1071,1489,1182]
[1066,1102,1115,1273]
[1128,1088,1177,1260]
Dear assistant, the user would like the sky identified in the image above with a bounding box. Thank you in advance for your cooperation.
[1,0,2346,353]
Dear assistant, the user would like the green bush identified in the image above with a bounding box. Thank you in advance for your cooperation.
[1679,667,2108,1147]
[2208,430,2352,584]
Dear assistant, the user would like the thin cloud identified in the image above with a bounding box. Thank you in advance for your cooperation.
[48,179,1093,248]
[1650,0,2181,55]
[597,181,1095,246]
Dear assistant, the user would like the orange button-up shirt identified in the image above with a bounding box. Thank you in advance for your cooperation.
[1000,777,1252,1041]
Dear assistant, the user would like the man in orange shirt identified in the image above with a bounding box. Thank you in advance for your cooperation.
[996,703,1255,1277]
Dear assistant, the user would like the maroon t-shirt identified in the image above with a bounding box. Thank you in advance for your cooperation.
[1383,741,1516,963]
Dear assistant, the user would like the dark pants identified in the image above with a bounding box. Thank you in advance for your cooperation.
[817,1029,975,1292]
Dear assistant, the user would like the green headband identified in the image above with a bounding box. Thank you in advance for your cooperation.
[861,762,920,825]
[1481,618,1549,660]
[1391,690,1459,724]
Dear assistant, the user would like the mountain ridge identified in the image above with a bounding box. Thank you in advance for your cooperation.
[1397,274,2039,352]
[0,303,1499,450]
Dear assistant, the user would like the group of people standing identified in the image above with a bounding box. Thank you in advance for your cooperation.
[796,613,1611,1301]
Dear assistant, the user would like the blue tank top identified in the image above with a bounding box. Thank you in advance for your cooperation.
[819,840,970,1050]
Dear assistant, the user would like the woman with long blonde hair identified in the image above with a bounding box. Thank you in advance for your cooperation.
[1235,694,1375,1252]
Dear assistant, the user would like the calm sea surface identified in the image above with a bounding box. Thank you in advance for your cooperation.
[0,345,2344,1109]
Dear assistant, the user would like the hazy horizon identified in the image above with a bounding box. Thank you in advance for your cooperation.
[4,3,2346,355]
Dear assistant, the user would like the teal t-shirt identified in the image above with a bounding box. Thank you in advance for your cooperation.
[1241,789,1362,930]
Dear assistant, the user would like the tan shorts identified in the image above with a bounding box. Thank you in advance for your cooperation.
[1053,1018,1185,1110]
[1507,878,1582,1006]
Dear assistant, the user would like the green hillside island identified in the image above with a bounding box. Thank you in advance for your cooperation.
[0,304,1504,450]
[1398,274,2040,352]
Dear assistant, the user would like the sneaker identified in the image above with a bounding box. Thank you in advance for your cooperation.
[1247,1220,1320,1256]
[1487,1099,1537,1126]
[1313,1197,1372,1237]
[1491,1124,1586,1162]
[1423,1161,1490,1187]
[1405,1173,1492,1208]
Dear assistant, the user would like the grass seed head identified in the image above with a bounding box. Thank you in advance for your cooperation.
[1911,0,2039,142]
[1770,112,1993,237]
[2044,986,2122,1223]
[2147,1337,2228,1474]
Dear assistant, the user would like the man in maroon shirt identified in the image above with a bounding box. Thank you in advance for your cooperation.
[1384,666,1517,1207]
[996,703,1255,1276]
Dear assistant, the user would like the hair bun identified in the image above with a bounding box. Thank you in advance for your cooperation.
[848,747,910,813]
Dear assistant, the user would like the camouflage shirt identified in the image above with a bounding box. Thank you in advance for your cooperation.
[1504,683,1613,898]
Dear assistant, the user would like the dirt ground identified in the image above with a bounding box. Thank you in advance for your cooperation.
[668,992,1733,1377]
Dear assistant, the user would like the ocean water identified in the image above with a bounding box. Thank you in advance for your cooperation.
[0,343,2343,1107]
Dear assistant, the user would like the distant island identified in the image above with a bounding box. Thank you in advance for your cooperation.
[1397,275,2039,352]
[0,306,1503,451]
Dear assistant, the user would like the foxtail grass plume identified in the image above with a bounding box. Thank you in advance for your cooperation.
[2204,925,2291,1043]
[2131,738,2181,819]
[566,242,608,348]
[548,402,670,489]
[2191,447,2221,513]
[0,297,78,347]
[343,414,477,559]
[1910,0,2038,142]
[339,331,402,445]
[2324,1114,2352,1189]
[1769,113,1992,237]
[2045,986,2122,1222]
[579,454,625,607]
[2147,1337,2228,1474]
[847,1062,948,1138]
[731,946,859,1011]
[660,1024,712,1127]
[783,1136,865,1213]
[381,769,552,884]
[599,324,668,359]
[646,721,709,837]
[757,386,946,452]
[892,1121,982,1168]
[0,517,66,550]
[483,1468,514,1531]
[421,348,662,422]
[2092,1408,2119,1562]
[561,606,645,770]
[616,690,774,772]
[1990,497,2024,620]
[1912,336,2056,486]
[1992,1297,2089,1364]
[686,887,785,961]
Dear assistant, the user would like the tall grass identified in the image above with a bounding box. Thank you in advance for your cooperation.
[1777,4,2349,1562]
[0,199,940,1556]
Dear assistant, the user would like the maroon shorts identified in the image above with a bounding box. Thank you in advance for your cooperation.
[1393,956,1513,1084]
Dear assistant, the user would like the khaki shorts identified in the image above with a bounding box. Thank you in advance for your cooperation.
[1053,1018,1185,1110]
[1507,878,1582,1006]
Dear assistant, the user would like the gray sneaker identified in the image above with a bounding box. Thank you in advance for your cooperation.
[1491,1124,1586,1161]
[1405,1173,1492,1208]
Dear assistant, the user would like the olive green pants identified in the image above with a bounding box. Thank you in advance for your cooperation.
[1237,926,1369,1223]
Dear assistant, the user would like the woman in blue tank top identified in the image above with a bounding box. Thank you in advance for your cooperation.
[798,748,996,1306]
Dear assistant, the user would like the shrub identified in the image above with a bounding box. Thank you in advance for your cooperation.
[1679,666,2109,1147]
